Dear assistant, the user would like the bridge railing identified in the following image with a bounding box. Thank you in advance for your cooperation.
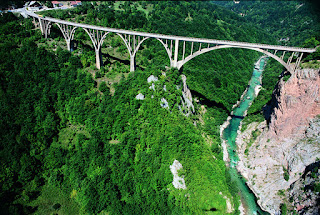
[26,11,316,53]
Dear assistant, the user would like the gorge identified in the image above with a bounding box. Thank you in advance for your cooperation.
[0,1,319,214]
[237,68,320,214]
[222,57,269,214]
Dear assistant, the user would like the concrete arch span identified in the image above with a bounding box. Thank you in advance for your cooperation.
[106,34,174,71]
[177,45,292,73]
[51,25,109,52]
[132,37,173,67]
[82,28,109,51]
[54,23,78,50]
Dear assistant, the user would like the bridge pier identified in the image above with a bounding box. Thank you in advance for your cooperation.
[83,28,109,70]
[172,39,179,68]
[66,39,71,52]
[38,18,51,38]
[293,53,304,72]
[95,49,103,70]
[32,17,39,28]
[55,23,77,52]
[65,39,76,52]
[130,56,135,72]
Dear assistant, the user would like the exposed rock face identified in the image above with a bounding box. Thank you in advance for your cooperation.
[179,74,195,116]
[181,75,193,102]
[148,75,158,91]
[267,68,320,140]
[144,74,195,113]
[170,160,187,190]
[135,93,145,100]
[160,98,169,109]
[289,160,320,215]
[236,69,320,214]
[147,75,158,83]
[149,83,156,91]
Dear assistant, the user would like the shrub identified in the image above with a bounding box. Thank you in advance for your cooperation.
[99,81,109,94]
[283,167,289,181]
[280,203,287,215]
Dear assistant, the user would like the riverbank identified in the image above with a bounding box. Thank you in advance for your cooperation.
[221,56,269,215]
[220,56,266,164]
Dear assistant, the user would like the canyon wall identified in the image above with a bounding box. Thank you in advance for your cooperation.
[236,68,320,214]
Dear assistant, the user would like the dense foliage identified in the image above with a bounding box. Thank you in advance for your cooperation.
[3,1,316,214]
[0,2,266,213]
[214,0,320,47]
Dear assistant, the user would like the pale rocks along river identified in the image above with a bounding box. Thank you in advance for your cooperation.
[222,57,270,215]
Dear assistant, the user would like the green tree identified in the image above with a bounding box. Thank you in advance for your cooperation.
[303,37,320,48]
[280,203,287,215]
[45,1,53,8]
[99,81,109,94]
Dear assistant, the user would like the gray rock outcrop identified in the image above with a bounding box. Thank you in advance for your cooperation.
[149,83,155,91]
[170,160,187,190]
[161,98,169,109]
[148,75,158,91]
[147,75,158,83]
[179,75,195,116]
[135,93,145,100]
[144,74,195,113]
[288,159,320,214]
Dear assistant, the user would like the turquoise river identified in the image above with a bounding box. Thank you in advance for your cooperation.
[222,57,270,215]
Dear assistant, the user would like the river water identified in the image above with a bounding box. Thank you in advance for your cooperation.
[222,57,269,215]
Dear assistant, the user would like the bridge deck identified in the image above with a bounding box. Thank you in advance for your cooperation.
[26,11,316,53]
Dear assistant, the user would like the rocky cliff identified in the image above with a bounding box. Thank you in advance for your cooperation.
[236,68,320,214]
[179,74,195,116]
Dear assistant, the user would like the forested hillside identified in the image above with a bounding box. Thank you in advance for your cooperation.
[1,1,280,214]
[214,0,320,46]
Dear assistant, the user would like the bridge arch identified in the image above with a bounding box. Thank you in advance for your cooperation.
[177,45,292,73]
[109,34,174,71]
[115,33,134,58]
[38,19,52,38]
[132,37,173,67]
[82,28,109,51]
[132,36,150,57]
[54,23,79,51]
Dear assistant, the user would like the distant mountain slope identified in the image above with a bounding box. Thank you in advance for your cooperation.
[213,0,320,47]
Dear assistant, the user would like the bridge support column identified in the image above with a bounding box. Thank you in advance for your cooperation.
[38,18,44,34]
[66,39,71,52]
[32,17,39,28]
[83,28,109,70]
[56,23,77,52]
[95,49,102,70]
[38,18,51,39]
[287,52,295,65]
[172,39,179,68]
[65,39,75,52]
[293,53,303,72]
[130,55,135,72]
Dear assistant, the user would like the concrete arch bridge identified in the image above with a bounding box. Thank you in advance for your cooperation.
[25,11,316,73]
